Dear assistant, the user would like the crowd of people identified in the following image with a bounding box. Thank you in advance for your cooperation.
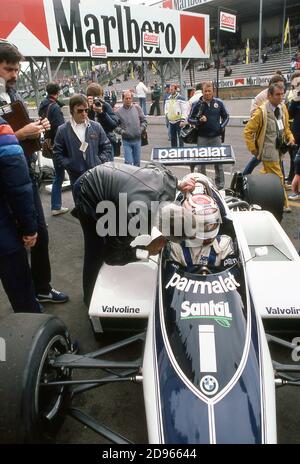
[1,37,300,320]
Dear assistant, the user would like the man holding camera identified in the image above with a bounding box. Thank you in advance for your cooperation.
[53,94,111,186]
[86,83,118,159]
[244,83,295,211]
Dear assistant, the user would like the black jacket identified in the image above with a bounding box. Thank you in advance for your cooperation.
[88,101,118,144]
[188,97,230,138]
[74,162,177,265]
[38,97,65,143]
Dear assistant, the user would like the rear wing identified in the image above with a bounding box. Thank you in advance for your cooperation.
[151,145,235,166]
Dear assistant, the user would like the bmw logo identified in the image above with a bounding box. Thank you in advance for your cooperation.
[200,375,219,396]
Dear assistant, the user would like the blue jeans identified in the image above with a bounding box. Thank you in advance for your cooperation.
[123,139,141,166]
[138,98,147,115]
[51,158,66,210]
[243,156,260,175]
[169,122,184,147]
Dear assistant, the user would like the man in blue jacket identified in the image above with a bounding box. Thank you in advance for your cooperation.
[188,81,229,189]
[53,94,111,186]
[0,117,40,313]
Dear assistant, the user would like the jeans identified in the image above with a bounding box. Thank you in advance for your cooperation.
[0,248,40,313]
[243,156,260,175]
[138,98,147,115]
[51,158,66,210]
[196,135,224,189]
[123,139,141,166]
[149,98,161,115]
[169,122,184,148]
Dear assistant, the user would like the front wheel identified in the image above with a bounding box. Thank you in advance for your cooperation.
[0,313,72,443]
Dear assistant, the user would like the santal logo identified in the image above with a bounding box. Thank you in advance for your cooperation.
[101,305,140,314]
[181,300,232,328]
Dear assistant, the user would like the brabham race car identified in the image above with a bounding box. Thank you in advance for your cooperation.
[0,146,300,444]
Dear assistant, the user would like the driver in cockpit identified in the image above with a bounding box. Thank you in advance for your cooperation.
[161,173,238,273]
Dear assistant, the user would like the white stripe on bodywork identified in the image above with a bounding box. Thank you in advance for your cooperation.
[199,325,217,373]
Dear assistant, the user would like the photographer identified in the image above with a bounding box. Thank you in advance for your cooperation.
[244,83,294,212]
[86,83,118,160]
[188,81,229,190]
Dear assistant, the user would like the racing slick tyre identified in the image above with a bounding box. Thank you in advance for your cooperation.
[242,173,284,223]
[0,313,72,443]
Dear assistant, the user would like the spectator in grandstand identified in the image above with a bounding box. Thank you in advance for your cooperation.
[244,83,295,212]
[38,82,68,216]
[188,81,229,190]
[86,83,118,159]
[135,77,149,116]
[115,90,147,166]
[165,84,188,148]
[53,94,111,186]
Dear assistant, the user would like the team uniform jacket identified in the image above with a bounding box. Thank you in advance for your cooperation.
[0,117,36,256]
[188,97,229,138]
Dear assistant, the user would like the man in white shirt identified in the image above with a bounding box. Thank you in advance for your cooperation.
[53,94,111,186]
[135,77,149,115]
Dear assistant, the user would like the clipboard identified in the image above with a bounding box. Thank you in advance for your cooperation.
[0,100,41,156]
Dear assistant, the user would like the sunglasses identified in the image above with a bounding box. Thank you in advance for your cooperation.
[76,108,89,113]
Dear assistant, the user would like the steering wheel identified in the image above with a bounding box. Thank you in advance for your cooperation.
[197,265,212,276]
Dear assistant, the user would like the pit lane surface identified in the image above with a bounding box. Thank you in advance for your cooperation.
[0,123,299,444]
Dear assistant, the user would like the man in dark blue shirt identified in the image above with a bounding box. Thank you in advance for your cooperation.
[188,82,229,189]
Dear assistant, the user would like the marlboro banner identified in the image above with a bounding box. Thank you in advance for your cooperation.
[0,0,209,58]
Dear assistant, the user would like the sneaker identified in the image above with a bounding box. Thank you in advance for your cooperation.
[288,193,300,201]
[37,288,69,304]
[283,206,292,213]
[51,207,69,216]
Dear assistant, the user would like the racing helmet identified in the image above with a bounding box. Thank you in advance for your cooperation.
[183,192,221,246]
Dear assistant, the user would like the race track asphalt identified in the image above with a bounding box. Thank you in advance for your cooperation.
[0,122,300,444]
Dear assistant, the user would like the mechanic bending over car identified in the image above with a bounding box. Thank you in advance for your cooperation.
[164,173,238,273]
[73,162,195,306]
[74,164,238,306]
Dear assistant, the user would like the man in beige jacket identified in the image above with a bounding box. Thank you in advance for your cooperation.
[244,83,294,211]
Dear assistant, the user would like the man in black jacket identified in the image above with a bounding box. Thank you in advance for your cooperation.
[0,40,69,305]
[0,116,40,313]
[86,83,118,159]
[39,82,68,216]
[73,162,195,306]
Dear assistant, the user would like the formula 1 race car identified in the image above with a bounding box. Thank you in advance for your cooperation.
[1,147,300,444]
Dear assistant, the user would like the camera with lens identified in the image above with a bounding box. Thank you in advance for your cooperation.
[276,136,290,154]
[196,101,205,119]
[93,97,104,108]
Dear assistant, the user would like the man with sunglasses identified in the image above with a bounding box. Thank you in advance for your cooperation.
[0,40,69,305]
[53,94,111,186]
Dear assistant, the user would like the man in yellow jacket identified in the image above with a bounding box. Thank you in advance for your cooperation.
[244,83,294,210]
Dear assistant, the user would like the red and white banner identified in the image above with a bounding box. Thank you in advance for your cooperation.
[143,32,160,48]
[218,73,291,88]
[0,0,209,58]
[90,45,107,59]
[219,11,236,34]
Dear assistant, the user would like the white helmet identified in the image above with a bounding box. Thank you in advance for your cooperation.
[183,193,221,246]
